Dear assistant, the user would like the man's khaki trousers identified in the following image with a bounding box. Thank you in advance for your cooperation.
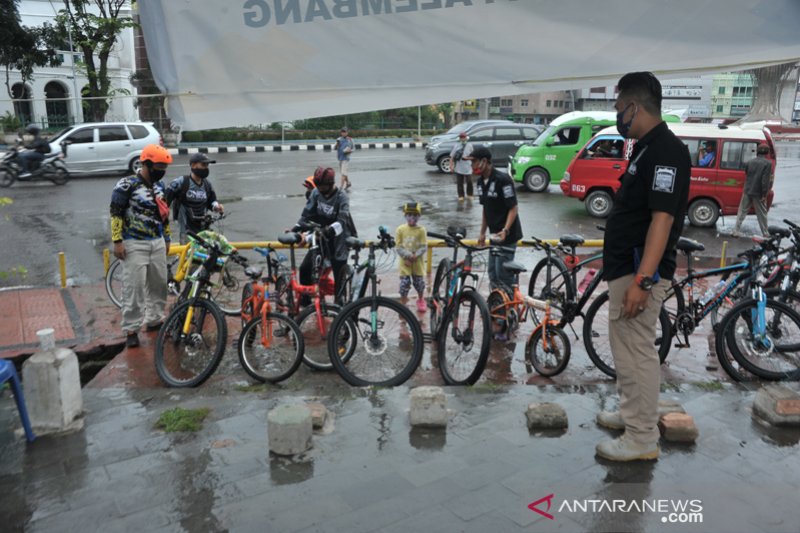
[120,238,168,333]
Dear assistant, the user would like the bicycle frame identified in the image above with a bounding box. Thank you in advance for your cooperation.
[282,228,335,333]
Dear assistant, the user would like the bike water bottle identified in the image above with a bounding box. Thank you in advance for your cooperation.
[577,268,598,296]
[699,279,726,306]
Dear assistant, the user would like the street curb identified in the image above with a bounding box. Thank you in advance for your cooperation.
[168,141,428,155]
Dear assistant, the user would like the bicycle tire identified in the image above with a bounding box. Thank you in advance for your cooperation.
[582,290,671,379]
[238,313,304,383]
[721,297,800,380]
[437,289,491,385]
[240,281,254,327]
[527,326,571,377]
[328,296,424,386]
[337,264,355,305]
[528,256,573,324]
[713,311,759,382]
[105,258,124,308]
[487,287,511,335]
[295,302,356,370]
[210,258,248,315]
[429,258,453,335]
[155,298,228,387]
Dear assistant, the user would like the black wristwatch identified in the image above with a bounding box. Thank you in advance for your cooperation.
[635,273,655,291]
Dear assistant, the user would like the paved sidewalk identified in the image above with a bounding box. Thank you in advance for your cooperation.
[1,383,799,532]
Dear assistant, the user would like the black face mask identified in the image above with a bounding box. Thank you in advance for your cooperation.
[192,168,210,179]
[149,168,166,181]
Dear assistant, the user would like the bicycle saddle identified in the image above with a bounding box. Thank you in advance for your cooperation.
[676,237,705,253]
[447,225,467,240]
[502,260,527,274]
[768,226,791,239]
[560,234,585,247]
[245,266,263,280]
[346,237,366,249]
[278,232,302,245]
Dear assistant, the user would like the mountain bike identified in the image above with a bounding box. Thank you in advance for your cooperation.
[237,247,303,383]
[105,213,246,314]
[328,227,424,386]
[428,226,491,385]
[485,246,571,376]
[154,230,248,387]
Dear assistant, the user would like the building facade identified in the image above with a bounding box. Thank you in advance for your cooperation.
[2,0,137,131]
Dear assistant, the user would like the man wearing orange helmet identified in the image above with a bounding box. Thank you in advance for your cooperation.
[110,143,173,348]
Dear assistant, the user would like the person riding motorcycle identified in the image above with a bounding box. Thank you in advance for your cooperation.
[18,124,52,177]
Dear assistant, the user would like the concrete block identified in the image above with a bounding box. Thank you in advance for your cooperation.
[268,404,312,456]
[22,329,83,434]
[658,413,699,443]
[753,385,800,427]
[658,400,686,416]
[306,402,328,430]
[409,386,448,428]
[525,402,568,430]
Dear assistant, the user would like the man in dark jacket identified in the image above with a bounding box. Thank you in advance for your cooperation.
[293,167,354,299]
[19,124,51,176]
[732,144,772,237]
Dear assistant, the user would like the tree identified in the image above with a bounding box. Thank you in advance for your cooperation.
[55,1,136,122]
[0,0,62,103]
[739,62,799,123]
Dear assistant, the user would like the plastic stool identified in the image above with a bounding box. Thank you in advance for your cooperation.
[0,360,35,442]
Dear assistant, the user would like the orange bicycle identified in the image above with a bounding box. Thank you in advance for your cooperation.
[486,246,570,376]
[237,247,303,383]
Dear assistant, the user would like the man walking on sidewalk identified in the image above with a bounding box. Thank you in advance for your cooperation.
[596,72,690,462]
[732,144,772,237]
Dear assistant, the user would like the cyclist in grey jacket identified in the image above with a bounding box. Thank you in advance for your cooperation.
[293,167,355,300]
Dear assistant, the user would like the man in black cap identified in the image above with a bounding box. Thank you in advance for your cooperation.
[474,146,522,295]
[165,152,224,244]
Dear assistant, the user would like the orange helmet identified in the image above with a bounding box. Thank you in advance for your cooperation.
[140,144,173,165]
[303,175,316,190]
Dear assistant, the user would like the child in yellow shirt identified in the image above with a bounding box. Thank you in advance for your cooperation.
[396,202,427,313]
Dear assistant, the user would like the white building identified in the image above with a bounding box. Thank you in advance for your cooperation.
[2,0,137,130]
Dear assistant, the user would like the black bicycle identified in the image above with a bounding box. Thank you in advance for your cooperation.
[428,226,491,385]
[328,227,424,386]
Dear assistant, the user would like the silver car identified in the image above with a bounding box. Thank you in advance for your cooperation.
[48,122,162,175]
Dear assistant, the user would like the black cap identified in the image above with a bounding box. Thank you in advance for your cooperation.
[189,152,216,164]
[470,146,492,161]
[340,127,348,132]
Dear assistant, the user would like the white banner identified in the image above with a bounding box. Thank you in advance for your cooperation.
[137,0,800,130]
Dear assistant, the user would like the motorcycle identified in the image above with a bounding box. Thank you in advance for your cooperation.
[0,140,71,187]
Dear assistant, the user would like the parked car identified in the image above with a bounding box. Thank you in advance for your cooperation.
[425,121,541,173]
[48,122,162,175]
[560,123,776,227]
[508,111,680,192]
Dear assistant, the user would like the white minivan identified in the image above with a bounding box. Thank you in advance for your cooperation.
[49,122,162,175]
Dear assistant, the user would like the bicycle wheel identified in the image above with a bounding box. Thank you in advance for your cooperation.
[720,298,800,380]
[432,258,453,300]
[437,289,491,385]
[105,258,124,308]
[241,282,255,327]
[527,326,571,377]
[582,290,671,379]
[238,313,304,383]
[328,297,424,386]
[337,264,354,305]
[210,258,248,315]
[155,298,228,387]
[528,256,573,324]
[487,287,510,335]
[713,312,759,382]
[295,302,355,370]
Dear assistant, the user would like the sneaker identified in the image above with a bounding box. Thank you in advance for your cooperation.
[596,411,625,430]
[466,195,474,200]
[125,332,140,348]
[730,230,741,238]
[595,434,659,462]
[458,196,465,202]
[416,298,427,313]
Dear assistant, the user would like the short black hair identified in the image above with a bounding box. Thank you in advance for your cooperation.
[470,146,492,161]
[617,72,662,116]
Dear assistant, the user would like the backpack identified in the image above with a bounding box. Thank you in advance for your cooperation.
[172,175,211,221]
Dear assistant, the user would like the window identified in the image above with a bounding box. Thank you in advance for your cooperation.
[553,127,581,146]
[67,128,94,144]
[558,101,564,108]
[99,126,128,142]
[718,87,726,95]
[684,138,717,167]
[128,125,150,139]
[546,100,552,107]
[520,99,528,107]
[490,97,501,106]
[720,141,758,170]
[494,127,522,141]
[521,126,539,140]
[716,105,724,113]
[500,98,513,107]
[468,128,493,141]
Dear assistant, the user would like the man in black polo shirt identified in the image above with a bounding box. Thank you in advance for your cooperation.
[474,146,523,294]
[596,72,690,462]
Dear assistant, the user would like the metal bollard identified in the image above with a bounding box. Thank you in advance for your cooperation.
[720,241,728,268]
[58,252,67,288]
[103,248,110,275]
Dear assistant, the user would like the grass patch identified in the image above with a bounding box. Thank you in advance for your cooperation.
[660,382,681,393]
[155,407,211,432]
[234,383,272,393]
[693,380,724,392]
